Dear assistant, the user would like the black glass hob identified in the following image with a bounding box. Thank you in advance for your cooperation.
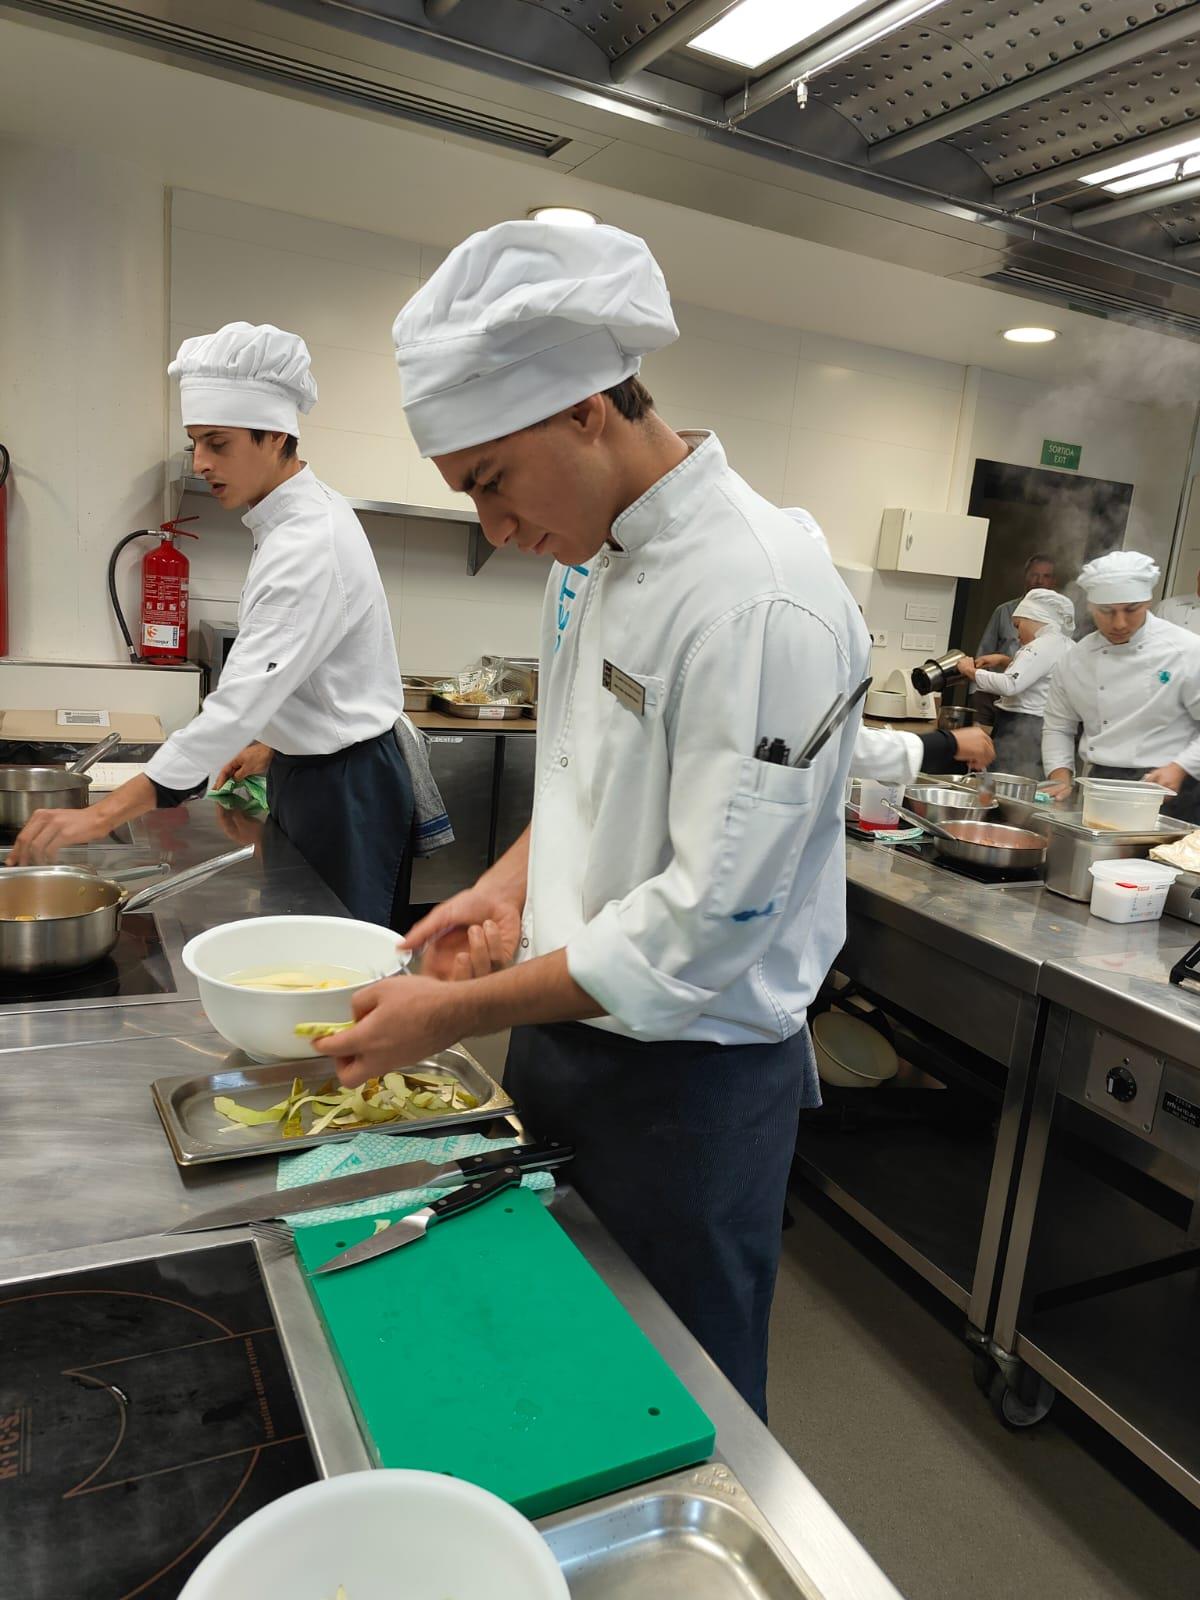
[0,913,176,1007]
[0,1241,315,1598]
[893,839,1043,888]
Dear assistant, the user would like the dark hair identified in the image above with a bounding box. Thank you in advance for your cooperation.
[1024,552,1055,574]
[604,375,655,422]
[249,429,299,459]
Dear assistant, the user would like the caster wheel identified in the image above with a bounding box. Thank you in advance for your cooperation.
[972,1351,994,1394]
[989,1369,1054,1428]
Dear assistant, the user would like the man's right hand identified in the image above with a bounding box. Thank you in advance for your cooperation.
[951,726,994,771]
[403,887,524,981]
[1043,768,1075,801]
[215,741,274,789]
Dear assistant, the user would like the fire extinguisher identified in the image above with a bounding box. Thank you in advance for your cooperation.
[108,516,198,663]
[0,442,9,658]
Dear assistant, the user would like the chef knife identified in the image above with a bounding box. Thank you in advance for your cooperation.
[166,1138,572,1233]
[311,1163,522,1274]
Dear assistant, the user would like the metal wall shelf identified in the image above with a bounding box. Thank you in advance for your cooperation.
[177,476,494,573]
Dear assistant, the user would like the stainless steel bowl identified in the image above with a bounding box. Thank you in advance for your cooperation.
[905,784,998,827]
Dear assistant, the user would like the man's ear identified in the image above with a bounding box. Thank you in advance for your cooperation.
[568,393,607,441]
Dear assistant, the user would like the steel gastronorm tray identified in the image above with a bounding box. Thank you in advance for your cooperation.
[538,1463,825,1598]
[151,1044,512,1166]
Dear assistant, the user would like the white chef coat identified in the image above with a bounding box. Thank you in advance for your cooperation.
[1042,612,1200,777]
[146,467,405,791]
[850,728,922,784]
[1158,594,1200,636]
[523,432,870,1045]
[973,629,1073,716]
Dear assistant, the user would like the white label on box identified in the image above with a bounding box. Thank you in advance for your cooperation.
[56,709,110,727]
[142,623,181,649]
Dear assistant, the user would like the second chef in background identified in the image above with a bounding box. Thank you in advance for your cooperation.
[9,323,415,926]
[956,587,1076,777]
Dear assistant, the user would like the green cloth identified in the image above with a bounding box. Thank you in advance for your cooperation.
[207,773,269,814]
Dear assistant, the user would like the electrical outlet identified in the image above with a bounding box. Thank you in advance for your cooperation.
[905,603,940,622]
[902,631,938,652]
[870,630,888,648]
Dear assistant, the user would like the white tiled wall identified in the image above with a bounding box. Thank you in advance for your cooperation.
[170,191,972,679]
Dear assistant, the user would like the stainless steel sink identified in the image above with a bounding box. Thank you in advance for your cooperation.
[539,1464,825,1598]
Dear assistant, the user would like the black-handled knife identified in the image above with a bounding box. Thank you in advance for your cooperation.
[311,1164,522,1274]
[166,1139,572,1234]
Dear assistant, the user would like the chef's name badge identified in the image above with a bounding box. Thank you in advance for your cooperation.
[603,659,648,717]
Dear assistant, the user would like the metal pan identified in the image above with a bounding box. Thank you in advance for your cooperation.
[0,729,122,832]
[888,801,1048,871]
[0,844,254,975]
[904,784,998,827]
[431,694,531,720]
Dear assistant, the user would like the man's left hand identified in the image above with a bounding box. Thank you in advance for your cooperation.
[1144,762,1189,793]
[311,974,464,1087]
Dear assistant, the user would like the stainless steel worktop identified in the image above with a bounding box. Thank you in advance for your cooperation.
[0,800,903,1600]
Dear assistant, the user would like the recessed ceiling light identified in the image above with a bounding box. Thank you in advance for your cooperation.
[1002,327,1058,344]
[1081,136,1200,189]
[689,0,874,70]
[527,205,600,227]
[1101,163,1180,196]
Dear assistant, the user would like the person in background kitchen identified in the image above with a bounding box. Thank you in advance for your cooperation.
[311,220,870,1419]
[8,322,417,925]
[781,508,995,780]
[1042,550,1200,822]
[975,551,1059,663]
[954,588,1076,777]
[1159,568,1200,636]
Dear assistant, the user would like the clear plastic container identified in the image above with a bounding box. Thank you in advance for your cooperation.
[1078,777,1171,832]
[857,778,906,826]
[1087,858,1179,923]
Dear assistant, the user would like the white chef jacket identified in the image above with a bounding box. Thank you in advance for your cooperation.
[524,432,871,1045]
[850,728,922,784]
[1158,594,1200,636]
[146,467,405,792]
[973,629,1073,716]
[1042,612,1200,777]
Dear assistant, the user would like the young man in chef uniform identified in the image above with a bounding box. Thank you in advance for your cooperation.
[312,222,870,1417]
[10,323,414,925]
[1042,549,1200,822]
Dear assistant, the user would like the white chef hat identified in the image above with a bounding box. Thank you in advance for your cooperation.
[168,322,318,437]
[1076,550,1160,605]
[1012,587,1076,633]
[783,506,832,559]
[392,221,679,457]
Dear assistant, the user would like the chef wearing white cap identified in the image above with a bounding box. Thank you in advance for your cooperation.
[312,221,870,1417]
[955,588,1076,776]
[11,322,415,923]
[1042,550,1200,820]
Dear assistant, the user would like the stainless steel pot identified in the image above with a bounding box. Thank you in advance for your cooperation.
[0,844,254,975]
[904,784,998,827]
[0,730,122,832]
[911,651,965,697]
[936,704,979,734]
[889,801,1048,871]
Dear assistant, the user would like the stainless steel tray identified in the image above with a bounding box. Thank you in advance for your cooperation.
[151,1044,512,1166]
[431,694,531,721]
[538,1464,824,1599]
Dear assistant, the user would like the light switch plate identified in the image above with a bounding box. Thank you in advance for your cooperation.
[902,632,938,652]
[904,603,940,622]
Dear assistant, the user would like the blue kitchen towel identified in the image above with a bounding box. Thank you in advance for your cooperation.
[276,1129,552,1227]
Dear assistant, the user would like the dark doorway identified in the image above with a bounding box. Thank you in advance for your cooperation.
[952,460,1134,651]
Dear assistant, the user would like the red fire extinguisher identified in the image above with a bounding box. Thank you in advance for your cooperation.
[0,442,10,658]
[139,517,198,662]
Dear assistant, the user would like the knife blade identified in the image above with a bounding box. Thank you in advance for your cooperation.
[311,1164,522,1274]
[165,1138,572,1233]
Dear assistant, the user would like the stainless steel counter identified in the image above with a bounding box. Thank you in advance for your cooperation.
[0,801,903,1600]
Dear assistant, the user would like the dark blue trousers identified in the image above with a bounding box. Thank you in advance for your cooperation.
[505,1021,818,1420]
[267,728,414,927]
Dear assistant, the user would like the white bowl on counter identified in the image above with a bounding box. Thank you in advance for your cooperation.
[182,914,408,1062]
[177,1469,569,1600]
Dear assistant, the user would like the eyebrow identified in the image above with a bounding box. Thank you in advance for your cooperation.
[459,456,495,495]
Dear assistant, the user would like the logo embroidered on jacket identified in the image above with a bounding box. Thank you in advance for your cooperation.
[731,901,777,923]
[1160,670,1172,684]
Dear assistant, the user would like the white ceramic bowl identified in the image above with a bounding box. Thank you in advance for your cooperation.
[813,1010,899,1089]
[177,1469,569,1600]
[182,914,409,1062]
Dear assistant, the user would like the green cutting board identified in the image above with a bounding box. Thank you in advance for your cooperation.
[295,1188,715,1518]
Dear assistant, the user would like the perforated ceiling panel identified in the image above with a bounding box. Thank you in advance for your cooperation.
[810,0,1198,175]
[515,0,688,58]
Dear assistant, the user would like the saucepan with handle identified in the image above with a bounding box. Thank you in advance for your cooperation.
[886,801,1047,873]
[0,729,123,833]
[0,845,255,975]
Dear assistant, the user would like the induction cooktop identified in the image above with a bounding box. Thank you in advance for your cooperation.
[0,912,176,1007]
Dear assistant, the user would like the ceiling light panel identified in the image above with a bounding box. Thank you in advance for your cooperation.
[689,0,870,70]
[1081,137,1200,189]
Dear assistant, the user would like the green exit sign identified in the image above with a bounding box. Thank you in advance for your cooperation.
[1041,438,1082,471]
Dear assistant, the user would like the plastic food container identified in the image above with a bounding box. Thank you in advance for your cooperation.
[1088,858,1180,923]
[857,778,907,827]
[1078,777,1171,832]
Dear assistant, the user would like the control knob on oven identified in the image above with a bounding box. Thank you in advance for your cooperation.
[1106,1065,1138,1104]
